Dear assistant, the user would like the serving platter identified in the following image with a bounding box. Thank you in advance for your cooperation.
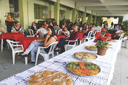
[74,52,98,61]
[66,61,101,76]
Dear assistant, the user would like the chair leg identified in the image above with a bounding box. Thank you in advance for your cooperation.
[12,52,15,65]
[25,57,28,65]
[1,39,3,52]
[44,54,49,61]
[52,51,54,58]
[35,53,39,66]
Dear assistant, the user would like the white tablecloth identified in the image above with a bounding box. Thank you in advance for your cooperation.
[0,40,122,85]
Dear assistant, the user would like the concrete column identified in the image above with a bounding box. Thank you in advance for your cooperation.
[94,13,97,26]
[56,0,60,26]
[72,2,77,23]
[54,2,57,22]
[82,7,86,25]
[19,0,28,30]
[90,10,93,24]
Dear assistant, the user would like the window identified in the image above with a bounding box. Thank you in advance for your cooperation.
[34,4,48,19]
[9,0,19,18]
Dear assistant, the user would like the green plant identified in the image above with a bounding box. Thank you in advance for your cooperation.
[123,20,128,37]
[96,39,108,48]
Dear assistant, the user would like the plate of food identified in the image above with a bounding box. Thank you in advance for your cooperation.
[111,40,116,42]
[74,52,97,61]
[107,44,112,48]
[85,46,97,51]
[66,61,101,76]
[27,70,73,85]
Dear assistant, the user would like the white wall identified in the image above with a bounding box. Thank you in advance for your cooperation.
[0,0,10,28]
[123,14,128,22]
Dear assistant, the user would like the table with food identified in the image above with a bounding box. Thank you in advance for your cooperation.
[0,39,121,85]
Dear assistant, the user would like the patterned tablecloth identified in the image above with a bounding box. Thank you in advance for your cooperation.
[0,39,121,85]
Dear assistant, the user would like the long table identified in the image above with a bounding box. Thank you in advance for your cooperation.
[0,39,121,85]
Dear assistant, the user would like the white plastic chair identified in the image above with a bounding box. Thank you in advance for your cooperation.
[58,29,62,35]
[6,39,28,65]
[65,38,78,51]
[83,31,93,42]
[27,29,35,37]
[119,33,124,40]
[35,41,58,65]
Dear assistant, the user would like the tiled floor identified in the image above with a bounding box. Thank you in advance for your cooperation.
[0,46,128,85]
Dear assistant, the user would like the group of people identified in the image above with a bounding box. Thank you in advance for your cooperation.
[1,13,124,64]
[18,21,95,63]
[102,21,124,39]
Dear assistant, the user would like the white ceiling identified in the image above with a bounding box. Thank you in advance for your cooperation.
[59,0,128,16]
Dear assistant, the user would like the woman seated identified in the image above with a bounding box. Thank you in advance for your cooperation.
[11,21,24,33]
[30,22,38,33]
[82,24,90,38]
[61,26,70,38]
[55,25,79,53]
[112,25,124,39]
[19,26,57,63]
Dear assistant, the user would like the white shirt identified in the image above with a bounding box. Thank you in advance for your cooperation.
[36,27,48,38]
[116,30,123,36]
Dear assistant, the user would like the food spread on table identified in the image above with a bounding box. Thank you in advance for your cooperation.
[107,44,112,47]
[85,46,97,51]
[66,61,100,76]
[27,70,73,85]
[74,52,97,60]
[111,40,116,42]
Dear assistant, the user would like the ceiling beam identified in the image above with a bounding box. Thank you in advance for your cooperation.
[97,14,126,16]
[86,7,128,10]
[77,1,128,6]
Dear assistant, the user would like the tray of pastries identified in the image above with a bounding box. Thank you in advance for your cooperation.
[27,70,73,85]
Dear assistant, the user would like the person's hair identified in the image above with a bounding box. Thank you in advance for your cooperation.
[8,13,13,18]
[54,22,57,26]
[32,22,36,25]
[114,24,117,28]
[111,22,114,26]
[15,21,20,24]
[120,25,124,30]
[83,23,86,27]
[104,24,107,28]
[47,26,56,37]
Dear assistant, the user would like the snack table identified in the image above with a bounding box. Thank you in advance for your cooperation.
[0,33,25,51]
[0,39,121,85]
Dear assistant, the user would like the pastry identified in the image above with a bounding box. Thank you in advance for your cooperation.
[27,70,73,85]
[74,52,97,60]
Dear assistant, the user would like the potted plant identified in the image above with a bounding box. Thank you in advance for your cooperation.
[94,28,109,55]
[123,20,128,48]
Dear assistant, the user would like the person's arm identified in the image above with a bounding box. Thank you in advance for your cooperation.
[19,27,24,33]
[83,28,88,33]
[31,38,45,43]
[44,37,56,47]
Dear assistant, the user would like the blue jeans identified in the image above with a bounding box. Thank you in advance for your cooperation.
[24,42,47,62]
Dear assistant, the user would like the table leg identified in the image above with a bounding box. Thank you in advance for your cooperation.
[1,39,3,52]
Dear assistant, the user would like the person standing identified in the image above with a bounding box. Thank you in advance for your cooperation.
[5,13,15,32]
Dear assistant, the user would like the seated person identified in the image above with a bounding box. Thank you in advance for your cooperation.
[55,25,79,53]
[30,22,38,33]
[0,24,7,48]
[19,26,57,63]
[112,24,118,31]
[62,22,67,29]
[49,22,53,26]
[89,23,93,29]
[61,26,70,38]
[11,22,24,33]
[82,24,90,38]
[35,24,48,38]
[112,25,124,39]
[104,24,108,31]
[53,22,60,34]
